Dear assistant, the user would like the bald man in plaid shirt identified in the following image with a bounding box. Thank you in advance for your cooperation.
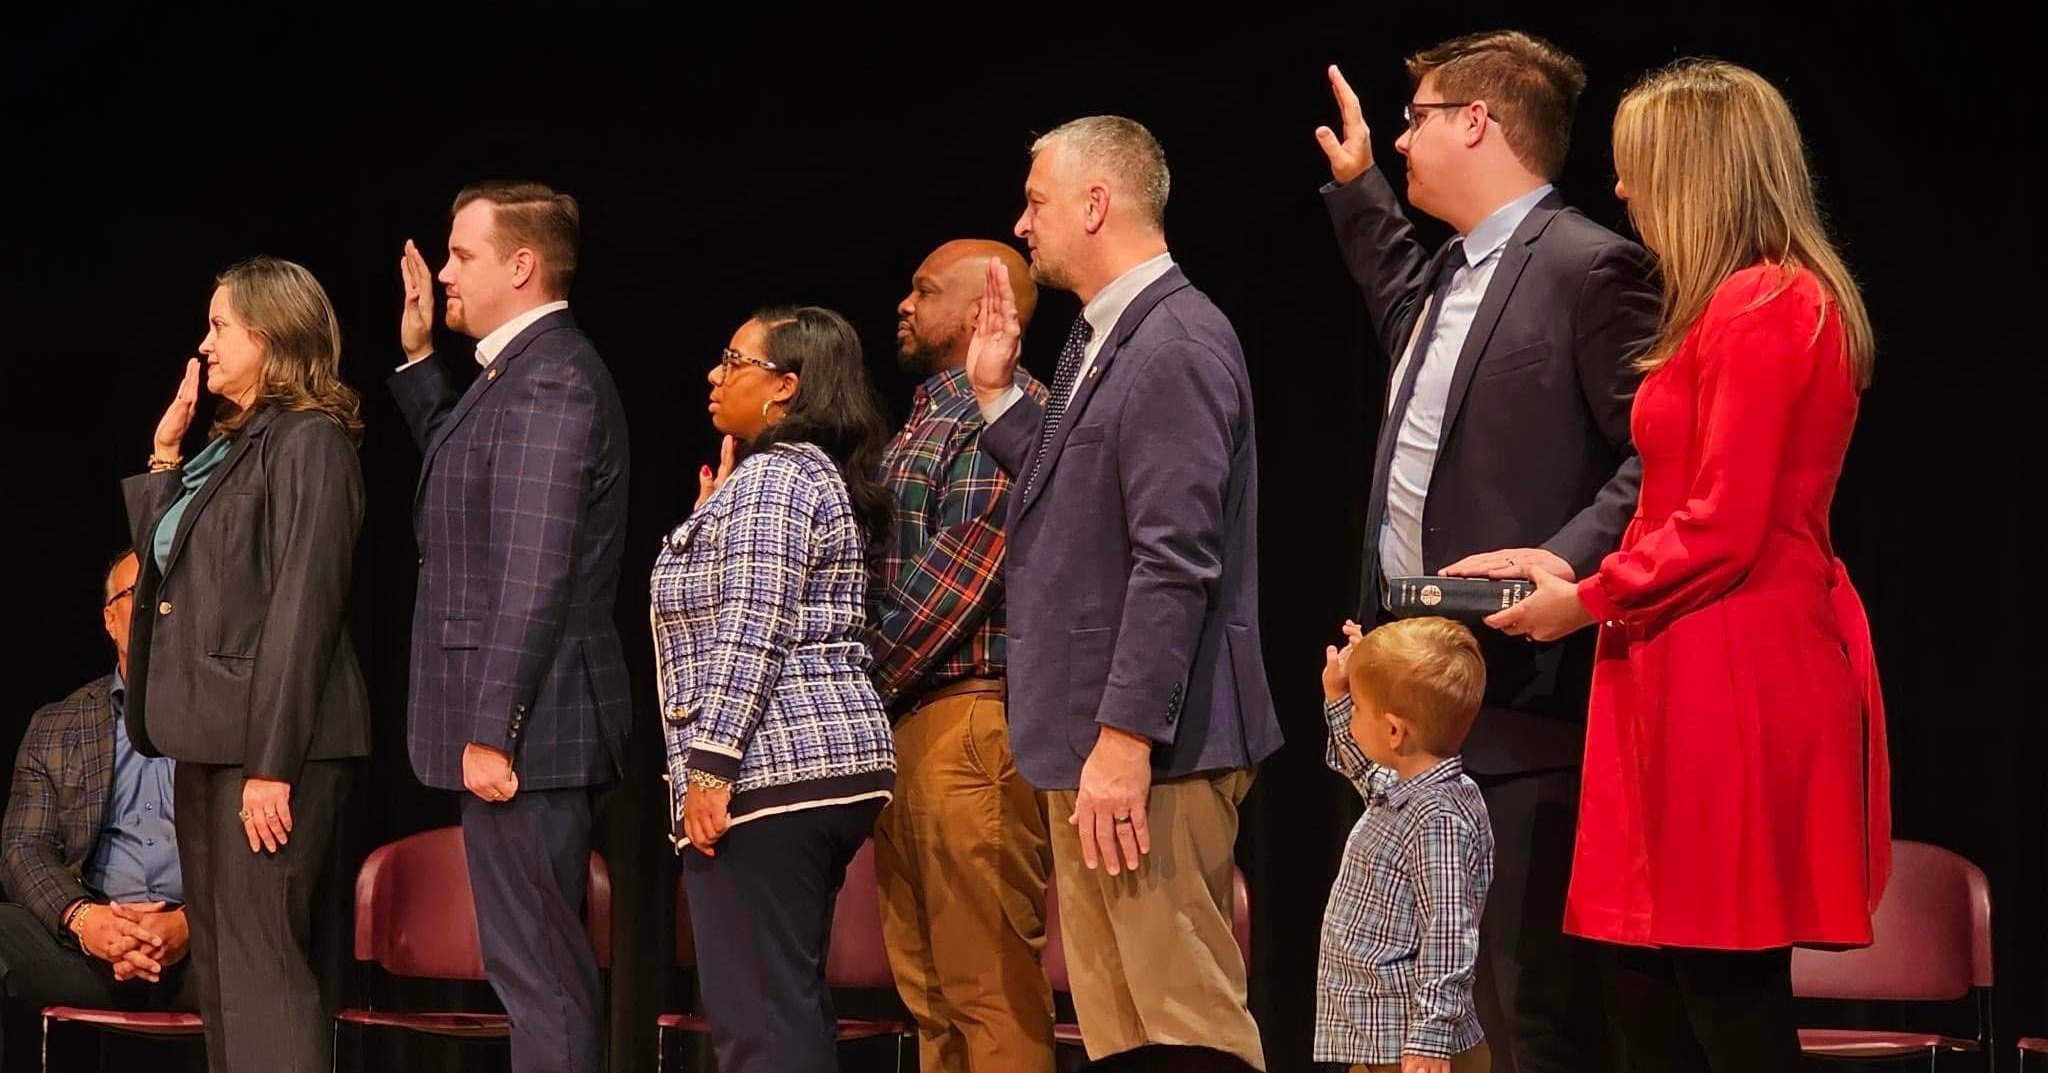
[868,239,1054,1073]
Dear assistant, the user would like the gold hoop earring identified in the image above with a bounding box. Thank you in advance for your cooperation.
[761,399,774,419]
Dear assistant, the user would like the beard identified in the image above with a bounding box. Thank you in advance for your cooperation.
[897,320,966,378]
[1028,252,1073,293]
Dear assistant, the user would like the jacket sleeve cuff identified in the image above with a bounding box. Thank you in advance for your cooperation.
[686,742,743,782]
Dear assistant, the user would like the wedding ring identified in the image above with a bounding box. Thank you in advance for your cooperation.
[237,809,253,822]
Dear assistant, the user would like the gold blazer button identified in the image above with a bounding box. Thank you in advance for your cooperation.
[158,601,173,616]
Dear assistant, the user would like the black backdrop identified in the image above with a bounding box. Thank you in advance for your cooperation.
[4,8,2038,1073]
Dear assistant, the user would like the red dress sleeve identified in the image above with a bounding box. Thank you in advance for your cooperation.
[1577,269,1828,632]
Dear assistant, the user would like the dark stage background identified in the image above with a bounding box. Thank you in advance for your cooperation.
[4,7,2036,1072]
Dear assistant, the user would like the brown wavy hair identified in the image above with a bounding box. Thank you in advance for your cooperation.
[208,257,363,442]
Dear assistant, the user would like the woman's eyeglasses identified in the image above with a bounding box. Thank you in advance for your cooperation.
[717,348,781,374]
[103,583,135,608]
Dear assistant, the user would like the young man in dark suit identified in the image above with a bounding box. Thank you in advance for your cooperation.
[1314,31,1660,1073]
[392,181,630,1073]
[967,116,1283,1073]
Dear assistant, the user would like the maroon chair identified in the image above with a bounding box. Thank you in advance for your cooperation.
[333,825,612,1062]
[1792,839,1993,1064]
[38,1007,203,1073]
[656,838,912,1072]
[1043,865,1252,1050]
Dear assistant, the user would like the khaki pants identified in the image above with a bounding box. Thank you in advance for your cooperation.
[1045,768,1265,1071]
[872,680,1054,1073]
[1353,1041,1492,1073]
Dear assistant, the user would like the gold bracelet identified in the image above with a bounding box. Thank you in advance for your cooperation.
[69,902,96,953]
[147,452,181,472]
[685,769,732,792]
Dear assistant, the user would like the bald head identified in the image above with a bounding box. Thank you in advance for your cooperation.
[895,240,1038,377]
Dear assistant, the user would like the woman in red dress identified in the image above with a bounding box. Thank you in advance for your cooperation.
[1486,59,1889,1072]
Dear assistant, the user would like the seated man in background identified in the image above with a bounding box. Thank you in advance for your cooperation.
[0,550,195,1067]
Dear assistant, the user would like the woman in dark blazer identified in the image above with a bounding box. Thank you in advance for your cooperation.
[653,306,897,1073]
[122,256,369,1073]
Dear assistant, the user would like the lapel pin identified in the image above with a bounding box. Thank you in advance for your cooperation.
[486,366,501,381]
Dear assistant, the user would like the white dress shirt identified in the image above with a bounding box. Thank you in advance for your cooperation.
[1378,184,1553,583]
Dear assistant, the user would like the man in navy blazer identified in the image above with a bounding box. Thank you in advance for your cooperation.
[390,181,630,1073]
[967,117,1281,1073]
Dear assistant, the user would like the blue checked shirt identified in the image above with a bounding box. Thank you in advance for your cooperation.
[1314,696,1494,1064]
[651,442,896,847]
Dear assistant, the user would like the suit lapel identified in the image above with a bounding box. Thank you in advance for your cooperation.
[86,680,115,837]
[419,310,574,478]
[1436,200,1562,449]
[160,406,278,578]
[1016,269,1192,519]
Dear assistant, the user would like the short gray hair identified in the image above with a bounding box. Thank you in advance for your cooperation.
[1030,116,1170,230]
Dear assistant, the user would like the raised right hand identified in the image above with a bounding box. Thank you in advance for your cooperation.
[964,256,1023,409]
[1322,619,1366,700]
[695,435,736,511]
[152,358,201,461]
[1314,64,1375,185]
[399,239,436,361]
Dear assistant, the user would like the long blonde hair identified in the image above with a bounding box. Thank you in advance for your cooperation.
[1613,59,1874,389]
[209,257,363,442]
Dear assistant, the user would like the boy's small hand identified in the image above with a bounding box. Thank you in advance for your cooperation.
[1401,1055,1450,1073]
[1322,620,1367,700]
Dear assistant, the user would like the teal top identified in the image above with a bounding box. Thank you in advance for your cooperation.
[151,436,234,572]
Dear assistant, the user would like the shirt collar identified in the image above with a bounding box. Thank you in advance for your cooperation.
[1082,252,1176,341]
[474,300,570,367]
[111,668,126,710]
[914,365,976,411]
[1459,184,1554,267]
[1370,755,1466,809]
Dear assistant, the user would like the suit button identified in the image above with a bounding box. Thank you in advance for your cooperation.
[418,556,425,567]
[158,601,173,616]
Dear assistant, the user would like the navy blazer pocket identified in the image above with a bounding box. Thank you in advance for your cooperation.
[441,617,483,651]
[1066,625,1116,759]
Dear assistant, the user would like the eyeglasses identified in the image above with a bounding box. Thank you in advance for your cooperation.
[103,584,135,608]
[1403,101,1478,132]
[717,348,781,375]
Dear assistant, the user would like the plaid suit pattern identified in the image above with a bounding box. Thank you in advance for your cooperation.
[1,677,114,936]
[652,443,895,837]
[392,312,632,792]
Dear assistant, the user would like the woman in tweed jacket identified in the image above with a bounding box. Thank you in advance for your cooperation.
[651,305,896,1073]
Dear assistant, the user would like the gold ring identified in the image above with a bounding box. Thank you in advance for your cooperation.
[237,809,252,822]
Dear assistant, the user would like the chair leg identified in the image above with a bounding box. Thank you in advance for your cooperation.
[39,1013,49,1073]
[655,1024,666,1073]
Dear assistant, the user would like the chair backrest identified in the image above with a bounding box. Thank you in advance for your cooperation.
[1043,863,1251,993]
[1792,839,1993,1001]
[353,825,614,979]
[824,839,894,989]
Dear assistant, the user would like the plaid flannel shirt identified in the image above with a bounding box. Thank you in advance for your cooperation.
[1314,696,1494,1064]
[868,366,1046,706]
[651,442,896,846]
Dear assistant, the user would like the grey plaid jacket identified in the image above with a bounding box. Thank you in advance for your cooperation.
[1,677,116,937]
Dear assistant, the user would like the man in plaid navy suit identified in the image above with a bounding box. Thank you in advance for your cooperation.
[391,181,630,1073]
[1,551,196,1066]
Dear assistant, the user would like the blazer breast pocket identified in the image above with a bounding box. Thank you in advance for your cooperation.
[1063,425,1109,448]
[441,616,483,651]
[1473,340,1553,383]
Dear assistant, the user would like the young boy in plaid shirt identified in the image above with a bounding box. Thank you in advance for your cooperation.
[1316,617,1496,1073]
